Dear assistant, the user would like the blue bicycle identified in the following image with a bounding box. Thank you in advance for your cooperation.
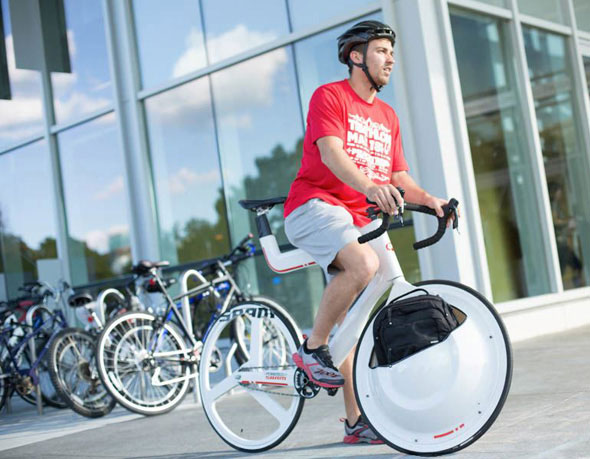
[0,283,69,412]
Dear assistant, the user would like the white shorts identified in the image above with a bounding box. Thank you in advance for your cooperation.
[284,199,361,276]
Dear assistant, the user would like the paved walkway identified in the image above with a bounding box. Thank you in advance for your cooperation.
[0,325,589,458]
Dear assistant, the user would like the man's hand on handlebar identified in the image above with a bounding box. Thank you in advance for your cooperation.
[365,183,404,216]
[422,195,461,228]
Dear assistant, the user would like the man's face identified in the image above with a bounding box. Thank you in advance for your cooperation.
[362,38,395,86]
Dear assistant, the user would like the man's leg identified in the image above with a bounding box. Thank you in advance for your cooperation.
[306,240,379,349]
[295,240,378,388]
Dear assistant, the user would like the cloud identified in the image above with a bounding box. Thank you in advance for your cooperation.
[53,91,111,122]
[172,28,207,78]
[84,224,129,253]
[206,24,277,64]
[0,97,44,142]
[165,167,219,195]
[151,25,287,125]
[0,30,108,146]
[93,176,124,201]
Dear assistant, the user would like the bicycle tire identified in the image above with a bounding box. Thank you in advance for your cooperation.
[229,295,288,366]
[25,306,67,409]
[49,328,116,418]
[95,311,191,416]
[199,300,304,453]
[0,361,8,414]
[354,280,512,456]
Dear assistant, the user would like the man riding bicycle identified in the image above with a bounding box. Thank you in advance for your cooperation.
[284,20,453,444]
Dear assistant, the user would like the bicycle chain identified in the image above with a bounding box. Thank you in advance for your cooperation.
[236,364,303,398]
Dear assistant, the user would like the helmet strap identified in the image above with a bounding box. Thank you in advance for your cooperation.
[350,42,383,93]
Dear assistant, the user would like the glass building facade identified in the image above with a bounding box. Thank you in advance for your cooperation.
[1,0,589,332]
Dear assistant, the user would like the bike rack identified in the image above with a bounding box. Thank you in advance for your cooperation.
[179,269,209,405]
[96,288,126,329]
[25,306,43,416]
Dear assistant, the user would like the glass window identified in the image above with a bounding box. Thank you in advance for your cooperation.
[201,0,289,64]
[0,0,44,150]
[574,0,590,32]
[211,47,323,328]
[517,0,565,24]
[0,141,57,299]
[131,0,206,89]
[584,56,590,96]
[294,13,420,283]
[287,0,375,31]
[57,114,131,285]
[450,10,553,302]
[475,0,507,7]
[144,77,230,264]
[523,27,590,289]
[51,0,112,125]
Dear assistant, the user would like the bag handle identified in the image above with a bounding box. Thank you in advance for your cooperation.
[390,288,429,304]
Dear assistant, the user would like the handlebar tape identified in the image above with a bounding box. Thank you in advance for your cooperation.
[358,213,390,244]
[408,198,459,250]
[357,198,459,248]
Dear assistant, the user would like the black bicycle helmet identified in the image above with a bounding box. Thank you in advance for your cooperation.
[337,20,396,92]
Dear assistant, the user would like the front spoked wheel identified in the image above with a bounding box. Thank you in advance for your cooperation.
[199,301,304,453]
[49,328,116,418]
[96,311,191,415]
[354,280,512,456]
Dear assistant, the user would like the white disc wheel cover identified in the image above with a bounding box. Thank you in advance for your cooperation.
[355,282,511,455]
[199,303,303,452]
[97,312,190,413]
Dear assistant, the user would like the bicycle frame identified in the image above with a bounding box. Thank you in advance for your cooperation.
[259,217,416,367]
[0,306,67,385]
[146,261,249,361]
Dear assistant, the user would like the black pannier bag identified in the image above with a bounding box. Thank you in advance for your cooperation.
[372,288,465,367]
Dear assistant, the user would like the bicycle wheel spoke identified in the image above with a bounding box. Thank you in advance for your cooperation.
[247,317,264,367]
[208,375,239,402]
[247,390,289,425]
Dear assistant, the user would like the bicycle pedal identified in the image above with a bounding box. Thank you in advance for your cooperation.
[325,387,339,397]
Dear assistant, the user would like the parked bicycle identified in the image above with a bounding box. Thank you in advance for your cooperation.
[95,235,288,416]
[197,195,512,456]
[47,289,121,418]
[0,281,70,412]
[47,270,172,418]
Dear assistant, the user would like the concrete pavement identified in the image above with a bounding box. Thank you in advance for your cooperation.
[0,325,589,458]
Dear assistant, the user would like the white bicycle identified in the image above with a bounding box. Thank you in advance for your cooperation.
[198,195,512,455]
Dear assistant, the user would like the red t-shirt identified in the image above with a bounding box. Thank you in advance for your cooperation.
[284,79,409,226]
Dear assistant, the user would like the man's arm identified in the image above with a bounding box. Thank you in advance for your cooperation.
[391,170,447,218]
[317,136,404,215]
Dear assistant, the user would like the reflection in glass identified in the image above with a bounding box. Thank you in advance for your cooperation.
[58,114,130,285]
[287,0,374,31]
[294,13,419,283]
[474,0,506,7]
[51,0,112,124]
[0,141,57,299]
[451,11,552,301]
[144,77,230,264]
[132,0,206,89]
[517,0,565,24]
[523,27,590,289]
[211,47,322,328]
[585,56,590,97]
[201,0,289,64]
[574,0,590,32]
[0,0,44,150]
